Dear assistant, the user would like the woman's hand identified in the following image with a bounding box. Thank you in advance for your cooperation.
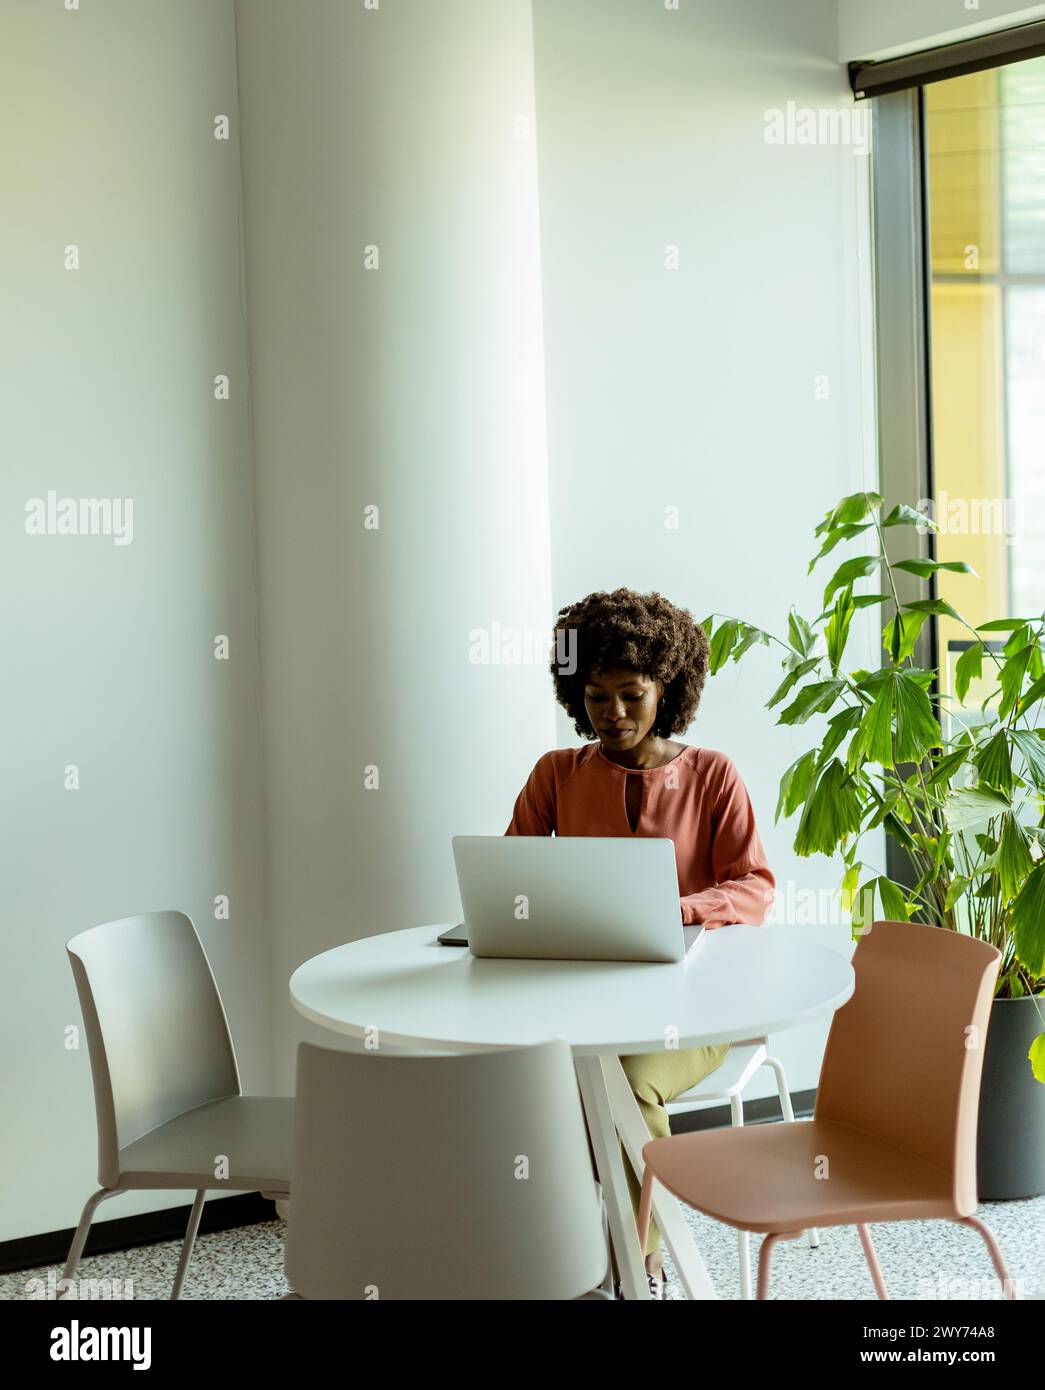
[680,902,729,930]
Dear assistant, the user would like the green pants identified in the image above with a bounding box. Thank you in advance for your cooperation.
[619,1043,732,1258]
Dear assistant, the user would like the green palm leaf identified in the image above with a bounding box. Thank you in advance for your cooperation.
[893,671,942,763]
[794,759,864,857]
[1011,863,1045,977]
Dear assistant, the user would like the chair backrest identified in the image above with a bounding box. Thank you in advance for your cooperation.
[66,912,241,1186]
[815,919,1001,1215]
[285,1038,607,1300]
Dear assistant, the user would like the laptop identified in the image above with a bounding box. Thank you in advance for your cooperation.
[450,835,704,963]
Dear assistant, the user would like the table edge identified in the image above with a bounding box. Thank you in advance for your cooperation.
[288,967,855,1056]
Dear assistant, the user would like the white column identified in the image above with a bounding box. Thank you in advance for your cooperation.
[235,0,554,1085]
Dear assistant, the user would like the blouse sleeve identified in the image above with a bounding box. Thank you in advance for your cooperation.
[680,757,775,927]
[504,753,557,836]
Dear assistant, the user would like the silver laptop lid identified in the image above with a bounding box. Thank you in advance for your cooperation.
[452,835,693,963]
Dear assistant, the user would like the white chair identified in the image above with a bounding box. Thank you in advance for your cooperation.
[283,1037,609,1299]
[666,1036,818,1299]
[64,911,293,1299]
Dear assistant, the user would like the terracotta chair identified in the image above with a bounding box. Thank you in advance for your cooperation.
[666,1036,818,1299]
[638,919,1016,1300]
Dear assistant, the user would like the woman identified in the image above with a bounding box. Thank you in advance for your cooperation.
[505,587,775,1298]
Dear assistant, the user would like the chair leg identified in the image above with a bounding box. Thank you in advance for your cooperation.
[955,1215,1018,1299]
[755,1232,781,1299]
[170,1190,206,1301]
[737,1229,753,1301]
[726,1092,754,1299]
[597,1189,615,1298]
[637,1167,656,1258]
[764,1054,819,1249]
[756,1230,803,1300]
[764,1055,796,1123]
[62,1187,125,1294]
[858,1223,889,1299]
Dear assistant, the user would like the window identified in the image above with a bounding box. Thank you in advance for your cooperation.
[924,58,1045,707]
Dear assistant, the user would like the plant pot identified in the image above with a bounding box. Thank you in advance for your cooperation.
[976,995,1045,1200]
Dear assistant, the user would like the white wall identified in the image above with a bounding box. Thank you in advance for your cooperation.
[3,0,891,1251]
[532,0,880,1098]
[839,0,1045,61]
[0,0,270,1241]
[234,0,556,1091]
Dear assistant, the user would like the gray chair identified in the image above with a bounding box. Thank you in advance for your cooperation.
[64,911,293,1299]
[284,1038,609,1299]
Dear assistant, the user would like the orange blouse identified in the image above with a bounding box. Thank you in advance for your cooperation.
[505,743,775,927]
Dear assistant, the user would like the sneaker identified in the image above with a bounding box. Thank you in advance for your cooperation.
[612,1274,667,1299]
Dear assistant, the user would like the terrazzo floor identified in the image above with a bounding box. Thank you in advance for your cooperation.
[2,1194,1041,1300]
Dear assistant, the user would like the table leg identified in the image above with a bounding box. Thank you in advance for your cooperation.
[574,1055,650,1301]
[601,1055,718,1301]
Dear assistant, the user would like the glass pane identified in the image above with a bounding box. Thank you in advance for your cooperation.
[1001,61,1045,275]
[1006,286,1045,615]
[924,57,1045,711]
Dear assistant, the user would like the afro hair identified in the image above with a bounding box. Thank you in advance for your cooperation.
[550,587,710,740]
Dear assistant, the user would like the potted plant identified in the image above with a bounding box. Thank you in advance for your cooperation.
[702,490,1045,1198]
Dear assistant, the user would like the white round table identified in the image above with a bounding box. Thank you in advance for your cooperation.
[290,923,854,1299]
